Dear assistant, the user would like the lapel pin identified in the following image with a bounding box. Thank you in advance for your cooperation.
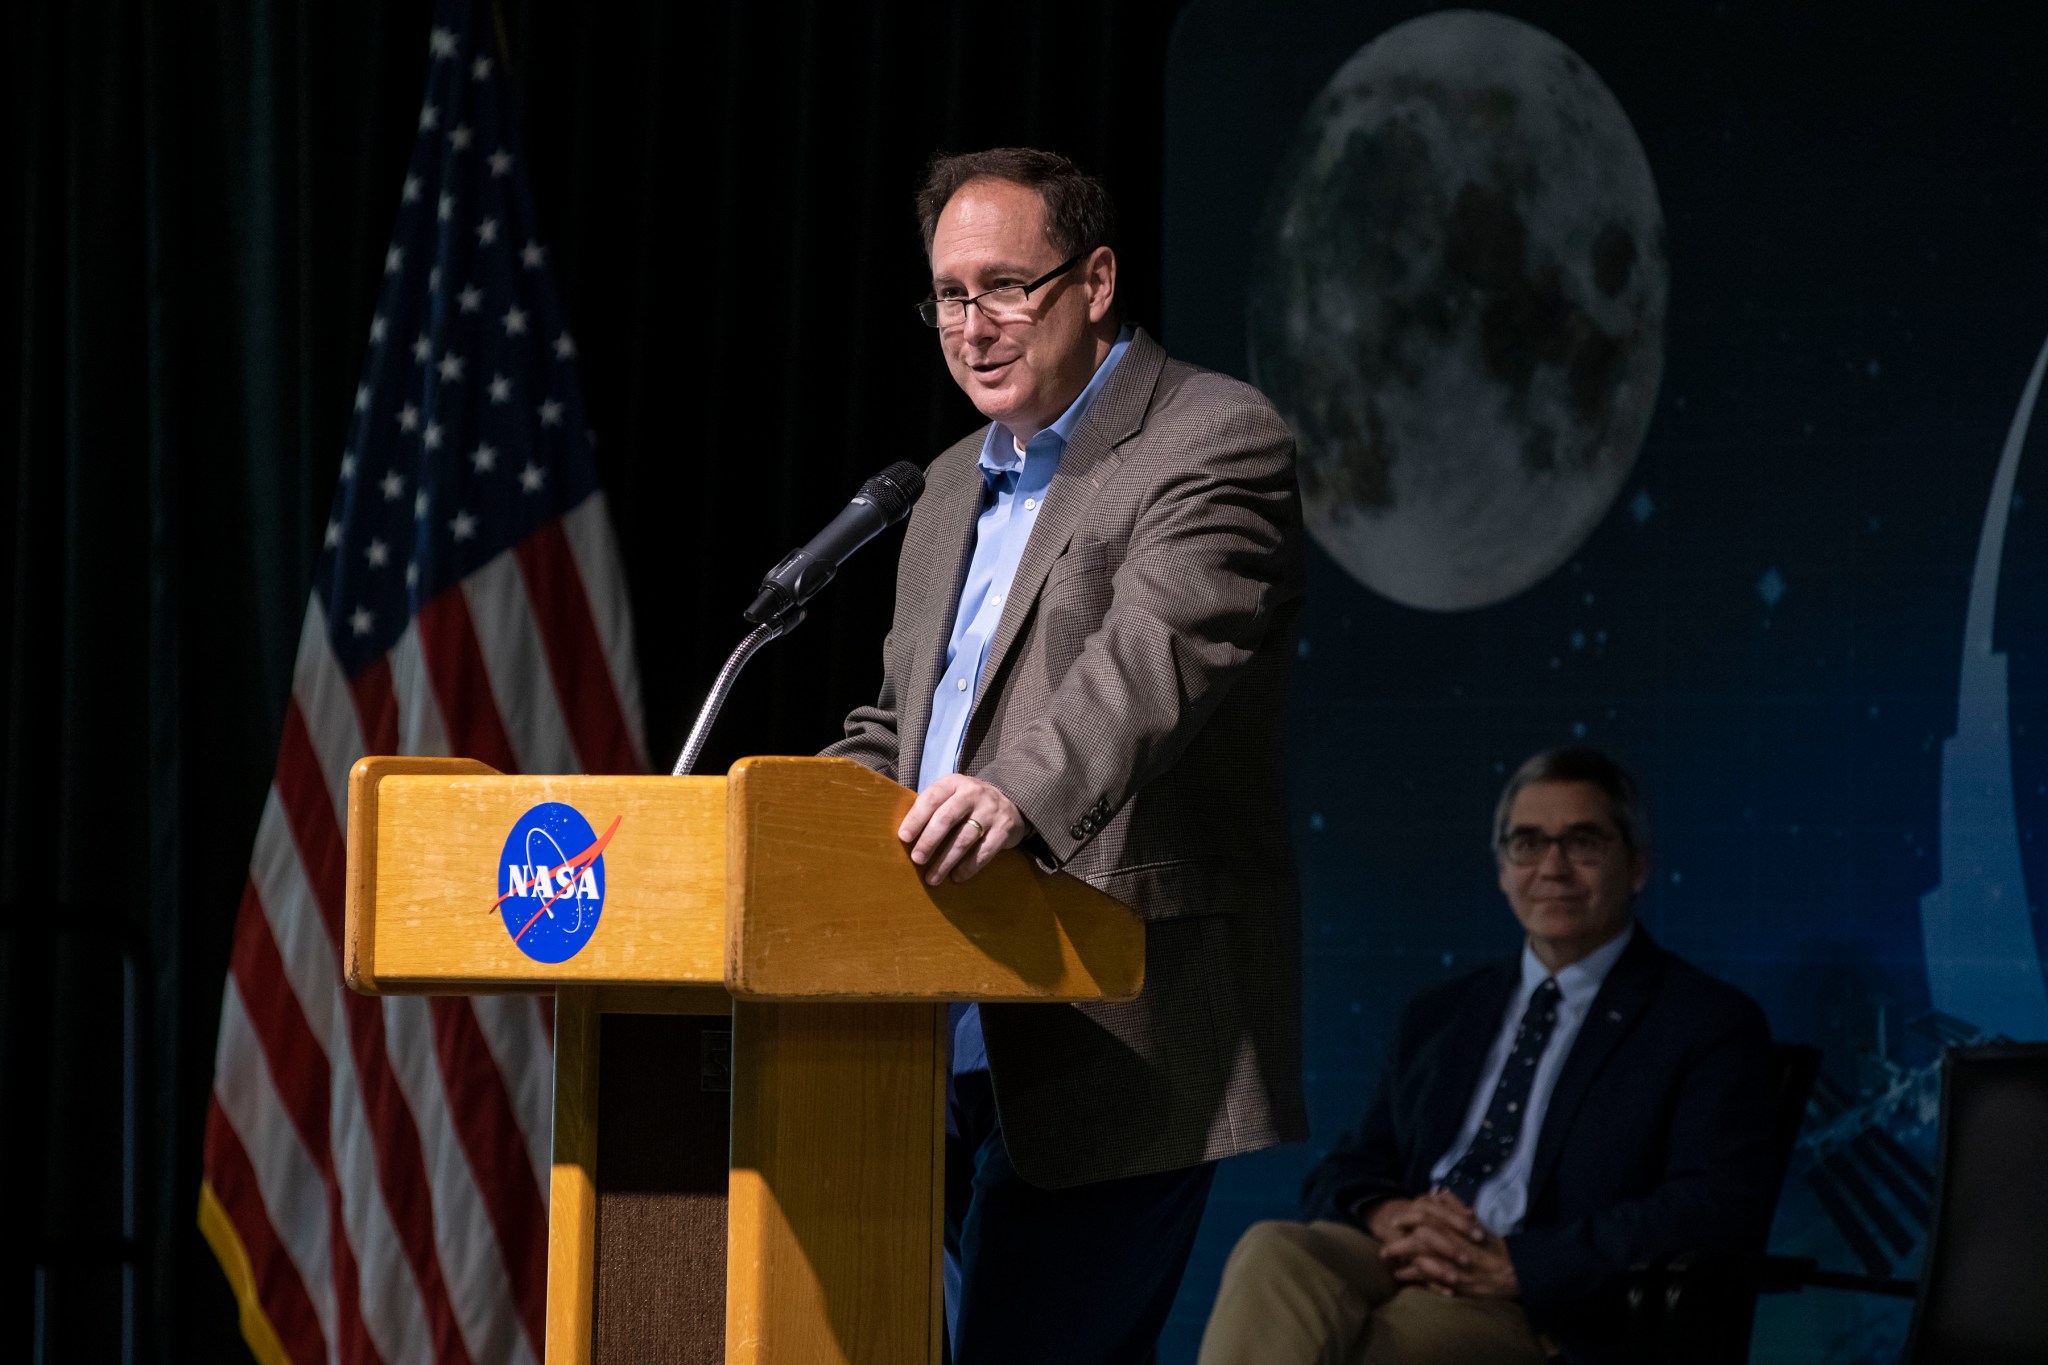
[1606,1009,1622,1021]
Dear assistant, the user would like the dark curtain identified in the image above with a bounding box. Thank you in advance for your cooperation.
[1,2,1182,1359]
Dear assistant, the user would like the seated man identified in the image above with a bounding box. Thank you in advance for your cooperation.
[1199,747,1780,1365]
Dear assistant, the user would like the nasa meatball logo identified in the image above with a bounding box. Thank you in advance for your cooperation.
[491,803,620,964]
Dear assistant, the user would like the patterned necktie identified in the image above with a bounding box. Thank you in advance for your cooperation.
[1442,977,1563,1206]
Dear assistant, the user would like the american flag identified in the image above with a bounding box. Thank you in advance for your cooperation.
[199,5,647,1362]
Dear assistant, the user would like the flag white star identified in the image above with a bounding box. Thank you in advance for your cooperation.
[449,124,473,152]
[412,333,432,363]
[381,470,406,500]
[340,452,357,478]
[351,607,374,636]
[385,246,404,274]
[438,352,465,382]
[423,422,444,450]
[437,193,454,222]
[427,265,442,293]
[489,375,512,403]
[471,443,498,472]
[401,175,422,203]
[405,562,419,587]
[449,510,479,541]
[458,285,484,313]
[418,104,439,131]
[353,384,370,412]
[538,398,564,426]
[369,314,388,343]
[488,148,513,177]
[519,462,547,493]
[471,56,494,81]
[415,490,429,518]
[324,519,343,548]
[429,27,458,58]
[521,240,546,269]
[553,332,577,360]
[476,218,499,245]
[502,305,528,336]
[365,538,390,567]
[396,404,420,432]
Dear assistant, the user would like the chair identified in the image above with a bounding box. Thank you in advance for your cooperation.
[1631,1042,2048,1365]
[1623,1041,1822,1364]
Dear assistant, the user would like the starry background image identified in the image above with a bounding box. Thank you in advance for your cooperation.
[1154,3,2048,1360]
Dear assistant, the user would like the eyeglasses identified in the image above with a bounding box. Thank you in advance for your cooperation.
[1498,828,1620,866]
[917,252,1086,328]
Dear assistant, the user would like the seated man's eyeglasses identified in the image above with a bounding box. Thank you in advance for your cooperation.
[917,252,1087,328]
[1498,827,1619,866]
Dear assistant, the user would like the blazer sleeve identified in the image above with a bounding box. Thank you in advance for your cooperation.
[977,384,1302,865]
[1504,996,1780,1328]
[1300,998,1426,1224]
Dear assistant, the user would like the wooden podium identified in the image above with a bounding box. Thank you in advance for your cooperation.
[342,754,1143,1365]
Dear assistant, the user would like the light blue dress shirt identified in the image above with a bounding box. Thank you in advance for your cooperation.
[1428,924,1636,1235]
[921,327,1133,1077]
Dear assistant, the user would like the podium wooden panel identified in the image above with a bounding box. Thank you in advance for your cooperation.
[344,755,1143,1365]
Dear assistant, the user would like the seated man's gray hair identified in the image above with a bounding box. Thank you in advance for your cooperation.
[1491,747,1649,858]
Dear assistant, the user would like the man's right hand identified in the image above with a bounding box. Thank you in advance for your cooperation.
[1363,1191,1487,1292]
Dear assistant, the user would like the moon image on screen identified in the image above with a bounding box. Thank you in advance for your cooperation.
[1249,10,1667,611]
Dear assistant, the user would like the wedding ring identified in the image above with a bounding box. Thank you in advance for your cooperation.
[963,817,985,841]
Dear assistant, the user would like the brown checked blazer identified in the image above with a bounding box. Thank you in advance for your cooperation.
[823,328,1308,1188]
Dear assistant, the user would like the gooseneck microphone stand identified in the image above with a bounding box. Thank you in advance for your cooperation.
[669,607,805,777]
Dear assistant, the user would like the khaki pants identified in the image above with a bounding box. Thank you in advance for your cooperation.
[1196,1219,1555,1365]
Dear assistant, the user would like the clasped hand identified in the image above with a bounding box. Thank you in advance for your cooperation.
[897,773,1030,885]
[1364,1190,1519,1299]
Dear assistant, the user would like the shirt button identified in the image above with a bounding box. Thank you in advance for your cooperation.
[956,678,967,691]
[990,594,1003,606]
[1023,498,1037,510]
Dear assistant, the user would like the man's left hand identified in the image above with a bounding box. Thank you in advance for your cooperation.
[1384,1226,1519,1299]
[1380,1192,1519,1299]
[899,773,1030,885]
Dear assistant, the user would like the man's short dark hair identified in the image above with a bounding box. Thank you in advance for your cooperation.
[1492,747,1650,859]
[916,147,1118,261]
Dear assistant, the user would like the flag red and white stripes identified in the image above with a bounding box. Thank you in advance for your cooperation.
[200,6,646,1361]
[203,496,645,1364]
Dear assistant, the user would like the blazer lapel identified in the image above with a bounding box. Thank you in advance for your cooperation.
[1527,928,1667,1200]
[1417,963,1519,1180]
[971,329,1166,706]
[898,445,989,776]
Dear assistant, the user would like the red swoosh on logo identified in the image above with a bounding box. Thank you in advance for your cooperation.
[489,815,621,945]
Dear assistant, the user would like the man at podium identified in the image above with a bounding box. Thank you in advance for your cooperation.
[823,146,1308,1364]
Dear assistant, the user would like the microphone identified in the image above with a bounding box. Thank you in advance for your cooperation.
[744,461,925,625]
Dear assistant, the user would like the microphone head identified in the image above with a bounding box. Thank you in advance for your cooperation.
[860,461,926,523]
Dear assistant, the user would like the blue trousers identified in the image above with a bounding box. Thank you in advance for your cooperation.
[944,1068,1217,1365]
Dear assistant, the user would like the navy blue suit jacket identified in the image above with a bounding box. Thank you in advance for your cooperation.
[1300,926,1778,1365]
